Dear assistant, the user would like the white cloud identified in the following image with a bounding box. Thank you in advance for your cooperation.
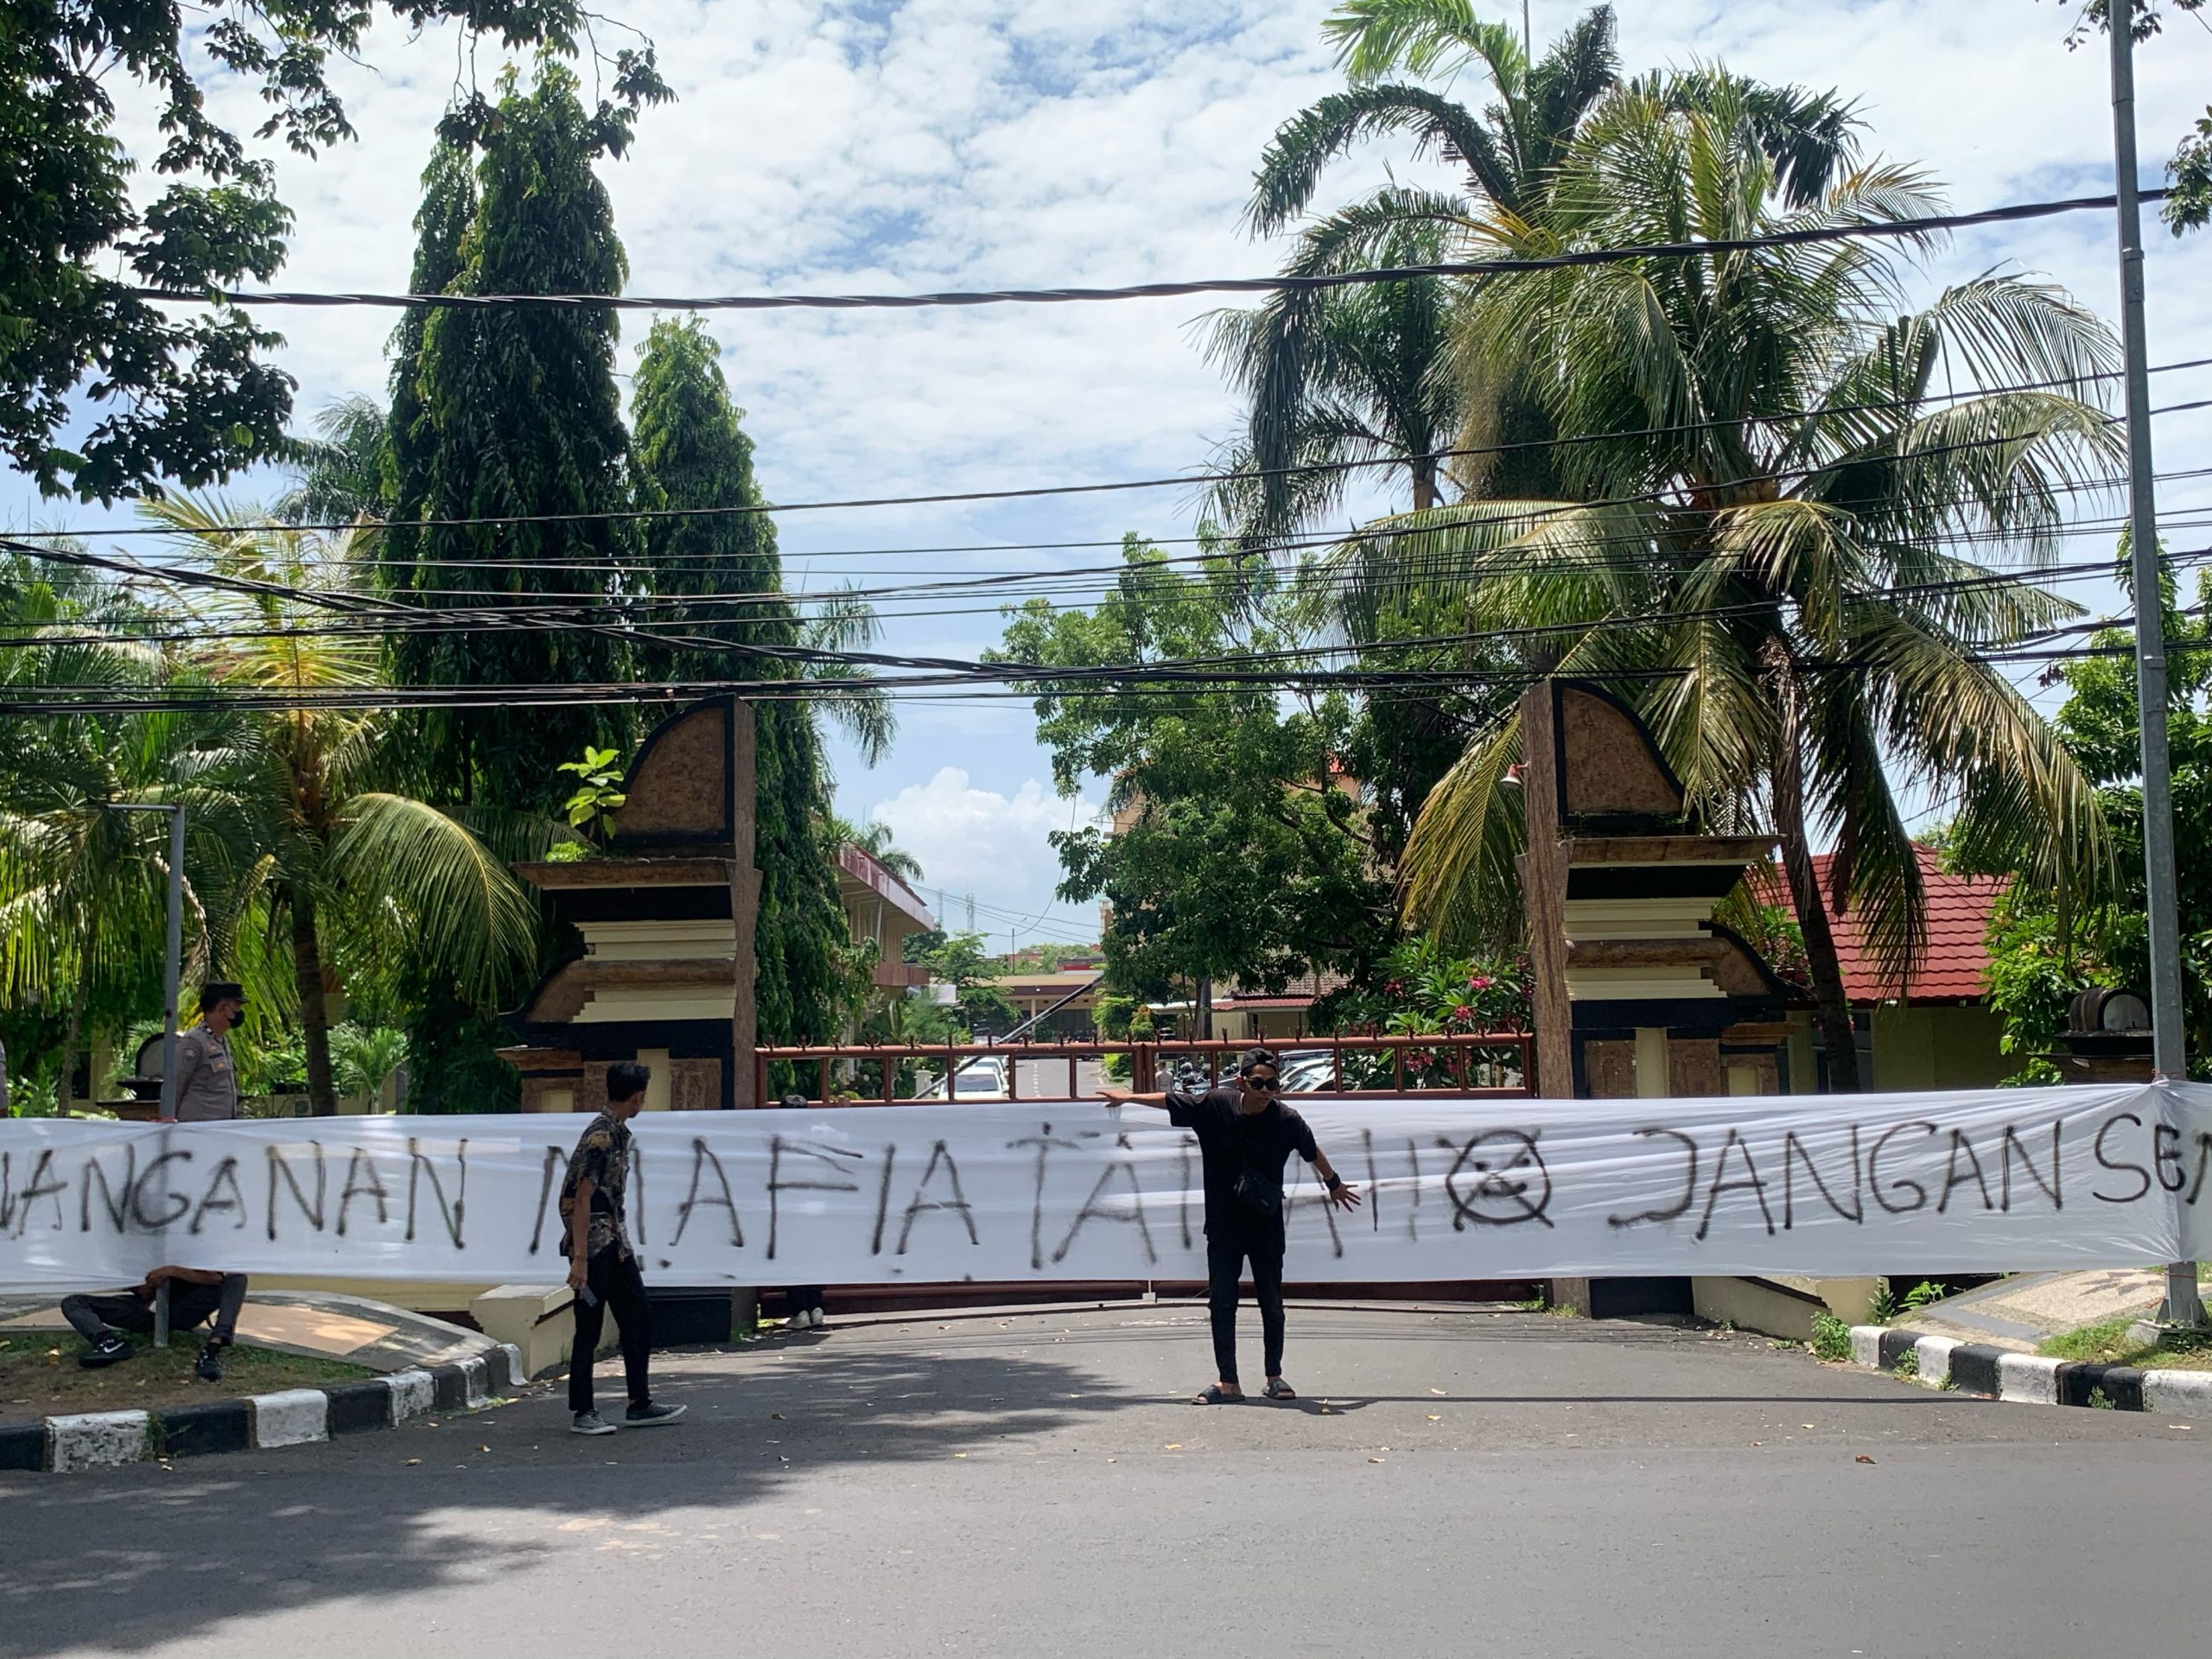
[868,766,1105,943]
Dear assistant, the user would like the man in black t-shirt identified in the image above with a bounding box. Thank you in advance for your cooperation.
[1102,1046,1360,1402]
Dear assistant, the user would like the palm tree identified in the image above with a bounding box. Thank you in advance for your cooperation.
[1223,3,1865,543]
[0,558,186,1112]
[146,499,540,1116]
[1320,86,2118,1090]
[830,816,924,883]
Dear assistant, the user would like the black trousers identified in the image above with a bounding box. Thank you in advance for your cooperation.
[1205,1230,1286,1385]
[61,1276,246,1345]
[569,1249,653,1414]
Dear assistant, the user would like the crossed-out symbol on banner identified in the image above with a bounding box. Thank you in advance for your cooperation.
[1441,1128,1554,1229]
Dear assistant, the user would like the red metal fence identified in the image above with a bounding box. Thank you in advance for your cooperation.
[754,1030,1535,1108]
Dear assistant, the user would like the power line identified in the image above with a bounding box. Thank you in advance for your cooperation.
[130,188,2164,315]
[10,351,2208,546]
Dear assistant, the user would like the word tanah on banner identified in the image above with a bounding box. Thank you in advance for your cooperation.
[0,1085,2205,1294]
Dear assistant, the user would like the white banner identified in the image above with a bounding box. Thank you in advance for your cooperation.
[0,1084,2206,1294]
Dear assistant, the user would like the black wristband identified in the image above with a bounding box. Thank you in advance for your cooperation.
[1325,1172,1344,1191]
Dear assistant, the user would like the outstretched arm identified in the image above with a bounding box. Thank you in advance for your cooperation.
[1095,1087,1167,1107]
[1309,1146,1362,1211]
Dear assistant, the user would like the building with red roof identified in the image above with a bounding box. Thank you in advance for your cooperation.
[1764,846,2012,1090]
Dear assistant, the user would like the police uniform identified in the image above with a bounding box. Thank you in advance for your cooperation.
[172,1024,238,1122]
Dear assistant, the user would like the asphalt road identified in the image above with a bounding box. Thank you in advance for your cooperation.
[4,1306,2204,1658]
[1012,1056,1105,1101]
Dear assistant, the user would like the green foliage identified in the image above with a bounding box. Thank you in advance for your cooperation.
[329,1024,410,1105]
[831,817,924,881]
[913,931,1019,1033]
[1809,1312,1855,1363]
[629,316,855,1046]
[556,747,628,842]
[1304,935,1529,1086]
[1,3,661,502]
[388,63,645,812]
[1891,1349,1921,1381]
[1903,1280,1948,1313]
[1975,569,2212,1078]
[1337,85,2117,1090]
[994,538,1395,1002]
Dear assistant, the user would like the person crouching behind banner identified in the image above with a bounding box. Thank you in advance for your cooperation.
[1100,1046,1360,1404]
[62,1267,248,1382]
[778,1092,830,1332]
[561,1062,685,1436]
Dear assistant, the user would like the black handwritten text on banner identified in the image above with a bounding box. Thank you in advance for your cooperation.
[0,1087,2207,1293]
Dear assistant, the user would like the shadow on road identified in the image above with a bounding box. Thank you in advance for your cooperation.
[0,1343,1115,1659]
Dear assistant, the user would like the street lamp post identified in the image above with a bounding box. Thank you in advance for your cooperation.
[115,804,185,1344]
[2107,13,2205,1326]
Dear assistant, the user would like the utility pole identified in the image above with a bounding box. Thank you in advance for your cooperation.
[2108,13,2205,1326]
[1522,1,1532,58]
[117,804,186,1344]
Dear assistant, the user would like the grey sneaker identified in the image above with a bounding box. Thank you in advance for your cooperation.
[570,1409,617,1436]
[624,1402,686,1427]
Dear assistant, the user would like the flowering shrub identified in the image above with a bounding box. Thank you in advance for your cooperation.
[1309,937,1530,1088]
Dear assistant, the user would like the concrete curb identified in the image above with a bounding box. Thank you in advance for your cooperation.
[0,1343,525,1474]
[1847,1325,2212,1414]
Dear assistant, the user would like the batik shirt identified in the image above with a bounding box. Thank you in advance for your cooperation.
[558,1110,634,1262]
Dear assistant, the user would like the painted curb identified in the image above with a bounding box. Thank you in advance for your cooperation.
[48,1411,153,1474]
[1848,1325,2212,1414]
[250,1389,329,1449]
[1,1344,528,1474]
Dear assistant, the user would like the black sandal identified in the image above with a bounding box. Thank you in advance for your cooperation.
[1263,1377,1296,1400]
[1192,1384,1245,1404]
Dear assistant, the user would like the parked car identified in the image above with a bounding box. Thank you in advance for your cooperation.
[925,1055,1010,1102]
[1274,1050,1342,1093]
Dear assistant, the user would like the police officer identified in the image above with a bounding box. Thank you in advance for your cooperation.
[169,982,243,1123]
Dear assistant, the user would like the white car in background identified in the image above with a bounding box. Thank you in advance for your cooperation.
[925,1055,1010,1102]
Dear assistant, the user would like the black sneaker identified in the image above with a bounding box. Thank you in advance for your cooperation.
[78,1334,134,1370]
[624,1402,686,1427]
[570,1409,617,1436]
[195,1343,224,1382]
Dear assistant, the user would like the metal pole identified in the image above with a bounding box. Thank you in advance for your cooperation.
[113,805,186,1343]
[1522,1,1532,59]
[2109,16,2205,1327]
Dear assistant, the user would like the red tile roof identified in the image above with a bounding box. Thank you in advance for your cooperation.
[1765,846,2005,1004]
[1217,970,1350,1009]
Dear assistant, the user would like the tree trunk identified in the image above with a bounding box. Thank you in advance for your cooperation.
[293,893,339,1118]
[57,952,89,1118]
[1411,454,1438,512]
[1771,672,1863,1093]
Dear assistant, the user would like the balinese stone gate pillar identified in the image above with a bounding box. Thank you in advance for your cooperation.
[498,696,766,1338]
[502,696,763,1115]
[1516,681,1792,1318]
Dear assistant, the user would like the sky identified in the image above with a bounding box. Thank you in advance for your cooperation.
[10,1,2212,946]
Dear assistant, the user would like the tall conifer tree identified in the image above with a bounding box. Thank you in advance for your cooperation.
[389,64,641,810]
[630,319,850,1043]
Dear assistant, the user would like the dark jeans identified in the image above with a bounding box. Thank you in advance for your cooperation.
[61,1275,246,1346]
[569,1249,652,1414]
[1205,1230,1286,1386]
[788,1287,825,1318]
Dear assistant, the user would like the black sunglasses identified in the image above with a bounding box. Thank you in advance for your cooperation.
[1241,1073,1280,1090]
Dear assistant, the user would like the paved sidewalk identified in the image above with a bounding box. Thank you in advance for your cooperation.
[1897,1269,2171,1351]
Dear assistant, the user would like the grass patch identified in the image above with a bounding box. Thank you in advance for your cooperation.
[1891,1349,1920,1381]
[2036,1317,2212,1373]
[1808,1312,1855,1363]
[0,1332,372,1419]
